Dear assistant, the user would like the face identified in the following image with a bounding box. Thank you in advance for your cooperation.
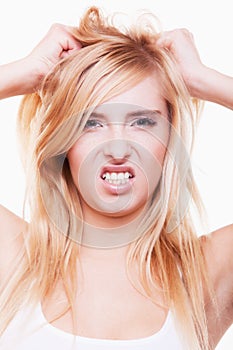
[67,74,170,226]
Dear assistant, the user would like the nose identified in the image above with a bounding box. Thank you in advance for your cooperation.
[103,138,132,160]
[103,123,132,160]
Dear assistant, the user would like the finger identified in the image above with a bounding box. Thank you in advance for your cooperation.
[60,47,81,59]
[156,35,172,50]
[49,23,82,53]
[63,26,82,51]
[156,30,176,49]
[59,36,82,56]
[157,28,193,45]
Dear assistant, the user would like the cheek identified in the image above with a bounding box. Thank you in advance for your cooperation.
[67,140,101,195]
[140,132,168,166]
[67,146,84,188]
[154,142,168,166]
[135,140,166,196]
[150,126,170,167]
[148,136,169,188]
[67,136,95,172]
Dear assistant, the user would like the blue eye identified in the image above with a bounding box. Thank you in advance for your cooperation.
[131,118,157,127]
[84,119,103,129]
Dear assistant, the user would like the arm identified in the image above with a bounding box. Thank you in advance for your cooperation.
[0,23,81,99]
[190,66,233,110]
[201,224,233,345]
[157,29,233,343]
[157,29,233,110]
[0,23,81,281]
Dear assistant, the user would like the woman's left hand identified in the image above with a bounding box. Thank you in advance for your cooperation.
[156,28,205,96]
[157,28,233,109]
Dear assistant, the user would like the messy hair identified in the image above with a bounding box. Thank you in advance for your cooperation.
[1,6,214,349]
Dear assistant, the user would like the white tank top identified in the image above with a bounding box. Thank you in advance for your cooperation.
[1,304,184,350]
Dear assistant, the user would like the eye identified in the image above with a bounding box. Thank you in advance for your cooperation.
[84,119,103,129]
[130,117,157,127]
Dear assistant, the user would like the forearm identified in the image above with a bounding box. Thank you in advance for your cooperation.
[189,66,233,110]
[0,23,80,101]
[0,58,42,100]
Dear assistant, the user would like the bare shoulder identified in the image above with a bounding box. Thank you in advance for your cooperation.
[200,224,233,281]
[200,224,233,327]
[0,204,28,281]
[0,204,28,238]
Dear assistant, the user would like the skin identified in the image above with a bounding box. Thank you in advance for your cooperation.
[0,24,81,99]
[0,24,232,347]
[67,75,170,228]
[157,29,233,110]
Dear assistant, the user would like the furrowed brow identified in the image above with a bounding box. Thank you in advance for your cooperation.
[126,109,162,118]
[88,112,105,119]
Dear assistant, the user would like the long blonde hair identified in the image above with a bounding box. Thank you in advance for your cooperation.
[1,6,215,349]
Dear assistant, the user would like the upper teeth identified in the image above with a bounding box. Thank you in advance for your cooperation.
[102,172,132,184]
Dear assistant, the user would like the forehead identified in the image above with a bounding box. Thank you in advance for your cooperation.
[96,75,168,117]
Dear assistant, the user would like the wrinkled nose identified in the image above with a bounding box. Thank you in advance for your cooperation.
[103,138,132,161]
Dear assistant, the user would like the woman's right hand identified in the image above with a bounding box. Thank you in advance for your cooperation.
[0,24,81,99]
[26,24,81,83]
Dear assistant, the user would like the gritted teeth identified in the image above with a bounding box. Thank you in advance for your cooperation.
[102,171,133,184]
[102,171,133,180]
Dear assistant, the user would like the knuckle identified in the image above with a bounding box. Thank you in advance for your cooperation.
[50,23,63,32]
[181,28,193,38]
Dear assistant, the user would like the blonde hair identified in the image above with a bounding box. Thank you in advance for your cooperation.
[1,6,215,349]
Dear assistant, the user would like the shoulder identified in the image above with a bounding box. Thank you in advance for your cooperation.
[200,224,233,324]
[0,204,28,282]
[0,204,28,230]
[0,204,28,242]
[201,224,233,283]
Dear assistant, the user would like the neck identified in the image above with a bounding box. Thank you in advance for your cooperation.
[80,212,146,249]
[77,201,149,249]
[78,242,130,262]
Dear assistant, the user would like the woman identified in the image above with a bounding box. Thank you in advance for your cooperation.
[0,6,232,350]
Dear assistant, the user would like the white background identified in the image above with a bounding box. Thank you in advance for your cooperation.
[0,0,232,348]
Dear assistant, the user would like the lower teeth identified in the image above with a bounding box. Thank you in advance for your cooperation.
[105,179,129,185]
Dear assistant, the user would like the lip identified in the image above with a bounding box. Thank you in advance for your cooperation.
[100,164,135,195]
[100,165,135,178]
[101,177,134,195]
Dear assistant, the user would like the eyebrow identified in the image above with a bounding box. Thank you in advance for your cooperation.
[89,109,162,119]
[126,109,162,118]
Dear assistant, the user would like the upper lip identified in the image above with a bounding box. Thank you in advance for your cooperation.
[100,165,135,178]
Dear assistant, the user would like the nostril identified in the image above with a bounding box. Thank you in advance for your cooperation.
[110,157,129,165]
[103,139,132,159]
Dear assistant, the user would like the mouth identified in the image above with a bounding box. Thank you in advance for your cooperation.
[100,166,135,186]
